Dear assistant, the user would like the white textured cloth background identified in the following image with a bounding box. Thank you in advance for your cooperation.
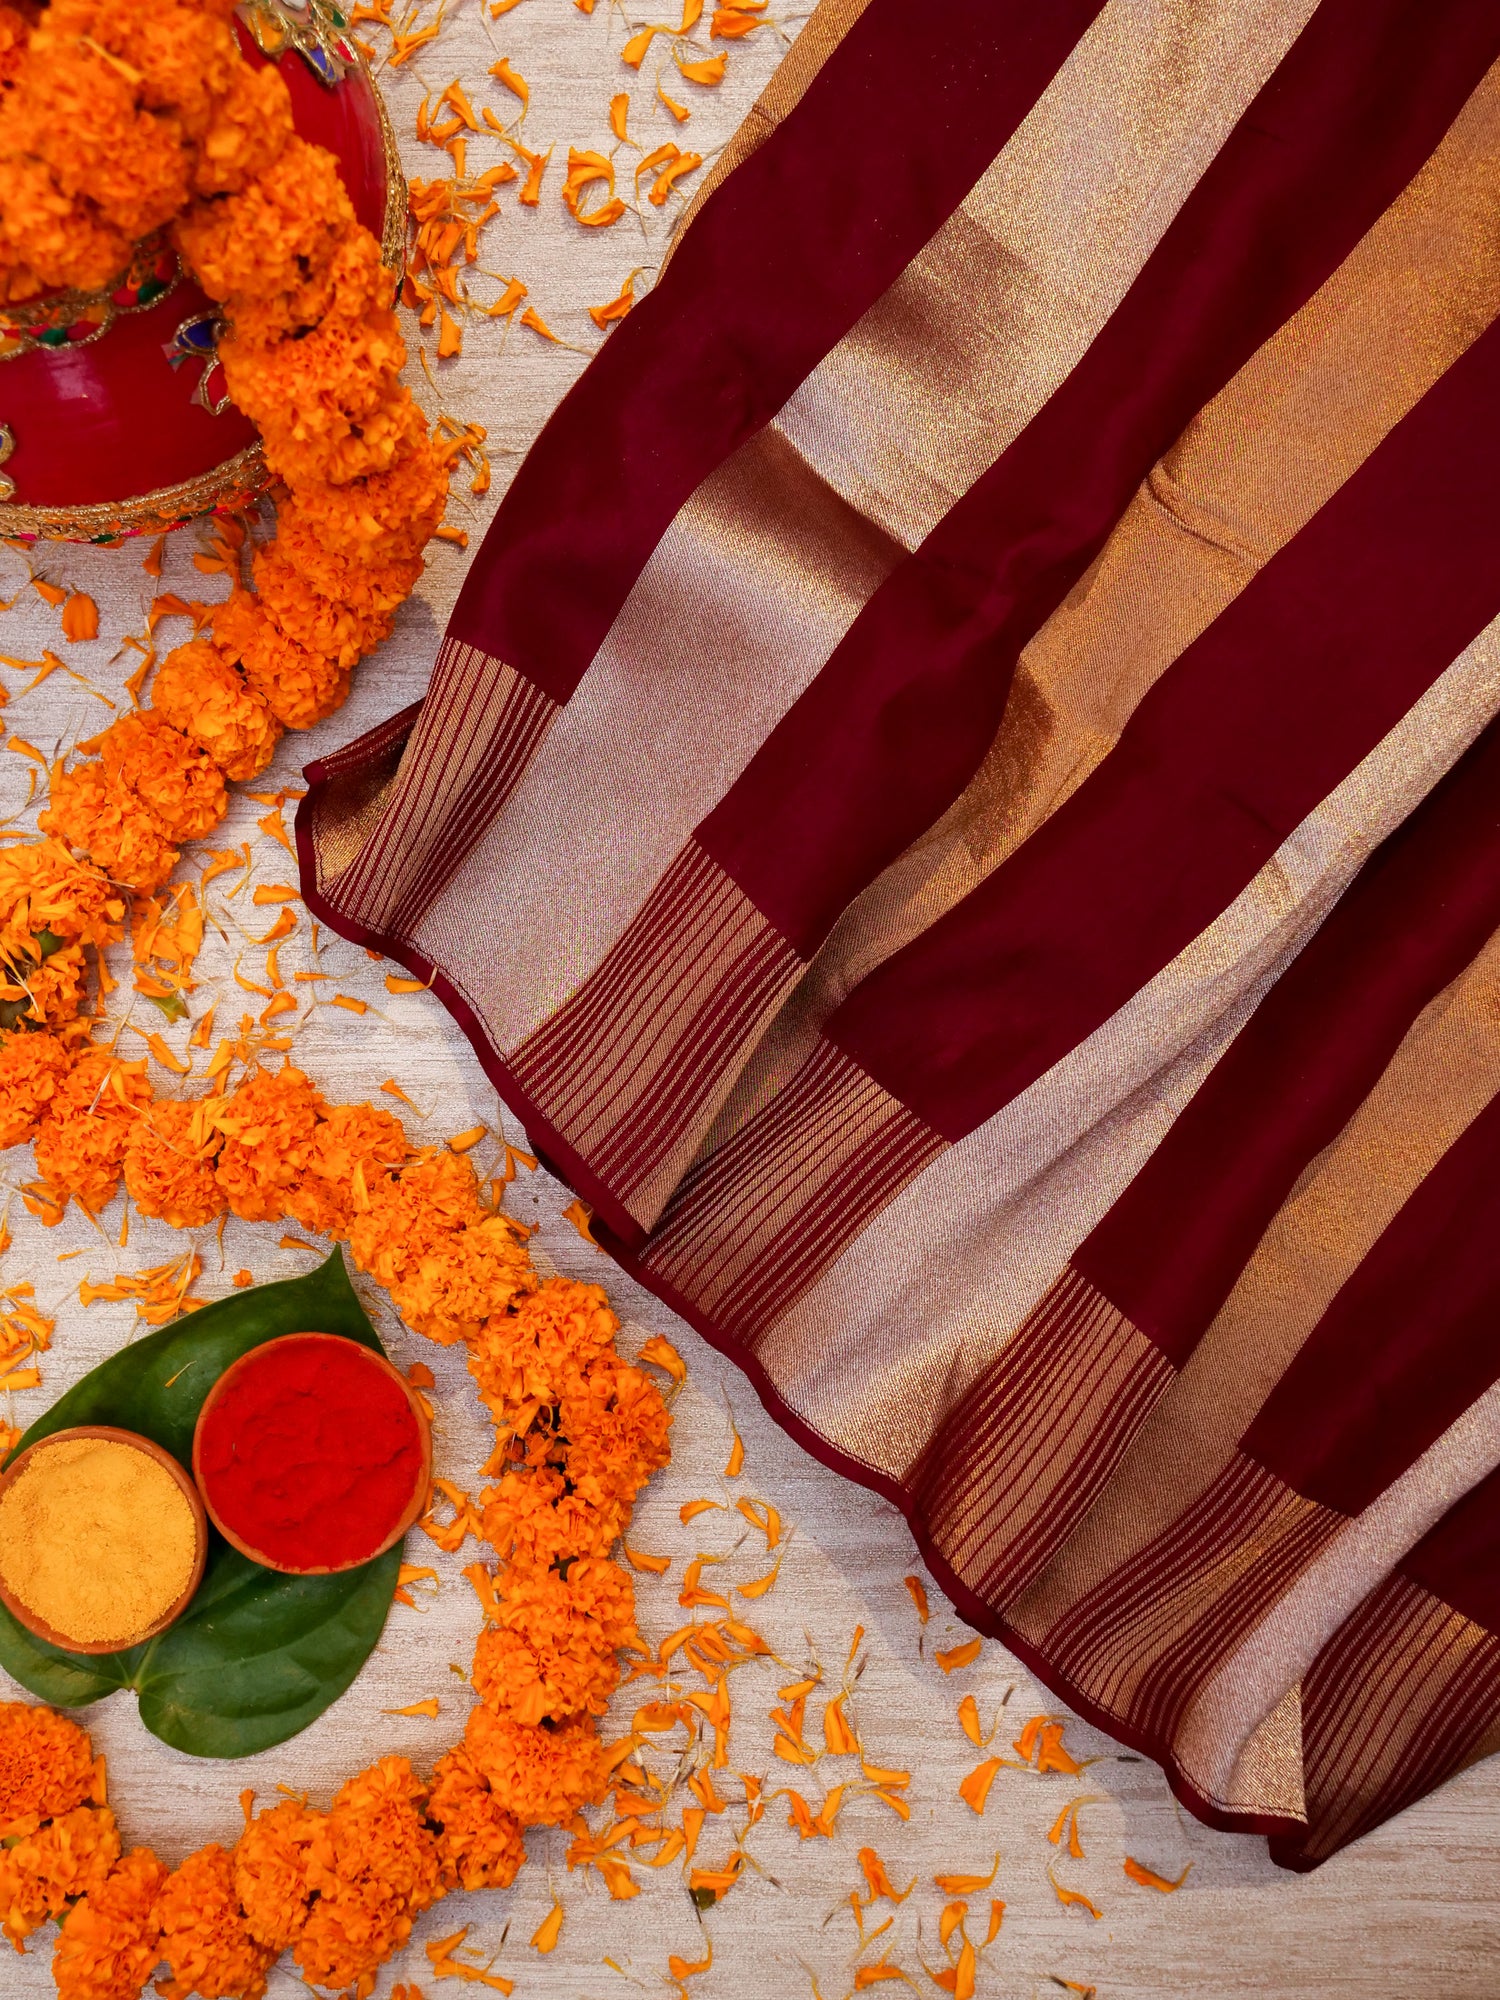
[0,6,1496,1993]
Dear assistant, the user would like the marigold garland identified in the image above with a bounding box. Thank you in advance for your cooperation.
[0,858,674,1995]
[1,0,452,895]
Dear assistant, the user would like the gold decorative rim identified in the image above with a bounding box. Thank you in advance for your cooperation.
[0,442,268,542]
[0,57,408,542]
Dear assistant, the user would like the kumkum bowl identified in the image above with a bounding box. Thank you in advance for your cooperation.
[0,0,406,543]
[191,1332,432,1576]
[0,1425,208,1655]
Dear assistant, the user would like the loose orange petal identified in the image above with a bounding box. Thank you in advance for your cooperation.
[1034,1721,1085,1776]
[677,50,726,82]
[638,1333,686,1381]
[958,1759,1001,1815]
[648,150,701,204]
[589,270,637,331]
[490,56,528,107]
[1048,1866,1102,1920]
[852,1959,910,1990]
[531,1900,564,1951]
[1123,1856,1193,1892]
[957,1695,990,1747]
[679,1498,724,1524]
[858,1848,914,1904]
[426,1926,514,1989]
[448,1124,487,1153]
[667,1940,712,1982]
[251,884,299,905]
[658,84,691,121]
[932,1857,997,1896]
[556,1197,600,1249]
[519,305,563,342]
[61,592,99,642]
[903,1574,930,1625]
[609,91,632,142]
[382,1079,419,1106]
[384,1698,441,1718]
[823,1692,858,1756]
[331,995,369,1014]
[143,534,167,578]
[737,1552,783,1600]
[711,5,761,34]
[232,1269,253,1288]
[30,578,66,607]
[935,1638,982,1674]
[620,24,657,65]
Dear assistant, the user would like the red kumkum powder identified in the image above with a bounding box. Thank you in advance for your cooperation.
[196,1335,423,1569]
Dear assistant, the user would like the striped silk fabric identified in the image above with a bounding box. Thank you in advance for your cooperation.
[300,0,1500,1865]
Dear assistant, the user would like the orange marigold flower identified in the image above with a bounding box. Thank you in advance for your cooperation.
[32,1050,153,1216]
[52,1845,168,2000]
[463,1707,609,1828]
[278,421,449,569]
[0,1703,102,1840]
[211,1062,326,1222]
[557,1359,672,1519]
[40,758,180,897]
[426,1746,525,1894]
[295,1757,444,1998]
[0,836,124,957]
[156,1841,274,2000]
[96,710,229,843]
[478,1463,621,1573]
[193,60,293,197]
[214,594,350,733]
[0,1031,72,1150]
[471,1556,638,1725]
[150,639,281,784]
[0,1804,120,1951]
[175,136,354,302]
[284,1098,408,1241]
[388,1213,536,1348]
[466,1275,621,1421]
[232,1798,320,1955]
[249,543,398,672]
[346,1145,485,1295]
[123,1096,225,1229]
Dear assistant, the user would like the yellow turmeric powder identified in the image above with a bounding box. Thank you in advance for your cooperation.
[0,1436,198,1647]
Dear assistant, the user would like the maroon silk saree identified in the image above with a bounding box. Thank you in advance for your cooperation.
[301,0,1500,1861]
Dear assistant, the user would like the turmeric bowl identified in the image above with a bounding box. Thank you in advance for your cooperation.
[0,1426,207,1654]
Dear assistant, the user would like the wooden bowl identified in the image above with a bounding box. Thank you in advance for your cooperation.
[0,1426,207,1654]
[192,1333,432,1575]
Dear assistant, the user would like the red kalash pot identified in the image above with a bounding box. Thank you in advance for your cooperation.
[0,0,404,542]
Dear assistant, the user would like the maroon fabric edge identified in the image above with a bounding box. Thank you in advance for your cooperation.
[298,767,1312,1860]
[298,768,1308,1852]
[597,1223,1311,1853]
[295,769,652,1253]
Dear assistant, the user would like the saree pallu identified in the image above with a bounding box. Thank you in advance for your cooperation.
[300,0,1500,1860]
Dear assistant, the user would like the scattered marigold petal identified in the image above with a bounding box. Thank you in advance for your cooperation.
[332,995,369,1014]
[638,1334,685,1381]
[677,50,726,82]
[858,1848,914,1904]
[1123,1856,1192,1892]
[609,91,631,142]
[935,1638,982,1674]
[531,1900,564,1951]
[648,151,701,204]
[737,1552,783,1600]
[1048,1866,1102,1920]
[588,270,637,331]
[490,56,529,107]
[620,24,657,65]
[658,85,691,121]
[519,305,563,342]
[61,593,100,642]
[386,975,429,993]
[933,1856,998,1896]
[449,1124,487,1153]
[679,1498,723,1524]
[958,1759,1001,1815]
[384,1698,442,1718]
[823,1692,858,1756]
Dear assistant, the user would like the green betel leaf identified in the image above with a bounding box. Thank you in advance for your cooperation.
[0,1249,405,1758]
